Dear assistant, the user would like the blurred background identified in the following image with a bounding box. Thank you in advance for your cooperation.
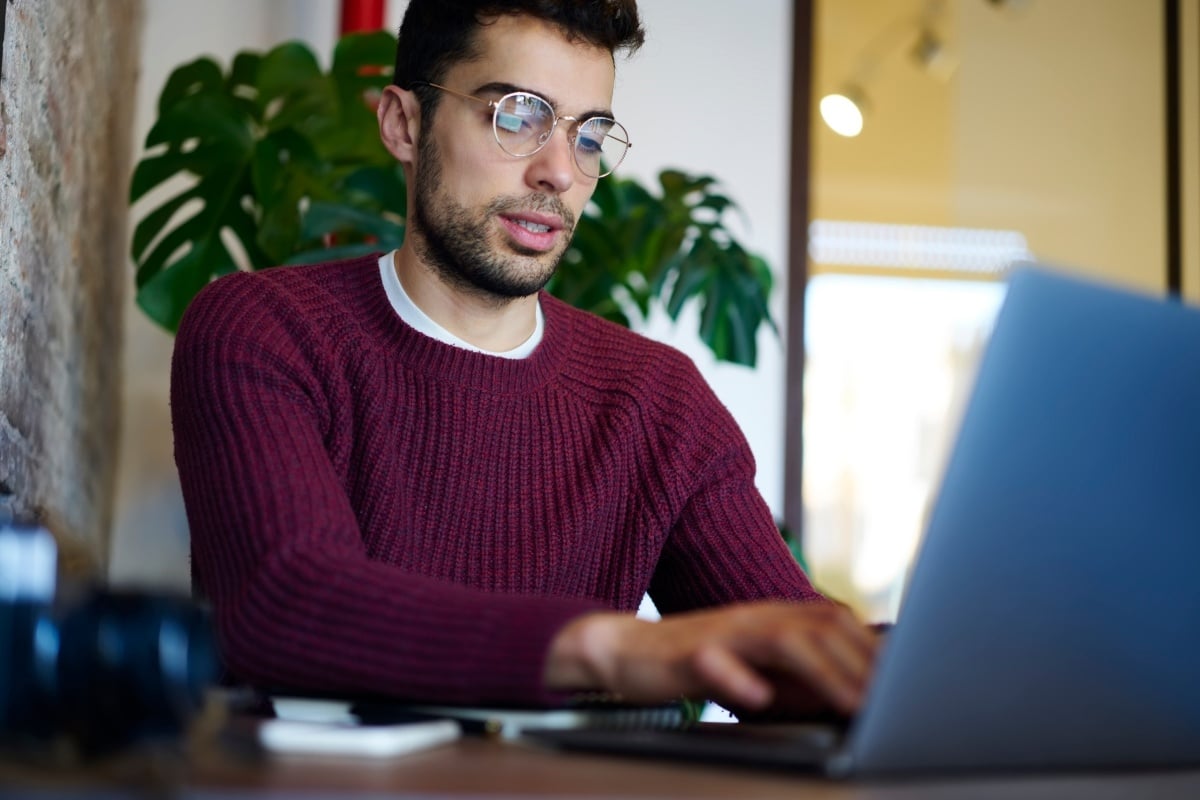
[3,0,1195,623]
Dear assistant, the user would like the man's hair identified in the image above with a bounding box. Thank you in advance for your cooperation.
[394,0,644,117]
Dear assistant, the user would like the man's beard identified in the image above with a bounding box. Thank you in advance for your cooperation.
[410,135,577,302]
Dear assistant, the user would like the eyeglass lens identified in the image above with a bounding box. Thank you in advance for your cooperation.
[492,93,629,178]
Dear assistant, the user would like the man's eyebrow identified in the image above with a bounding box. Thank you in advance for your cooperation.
[472,81,614,120]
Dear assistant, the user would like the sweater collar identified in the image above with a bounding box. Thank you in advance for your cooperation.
[353,253,575,394]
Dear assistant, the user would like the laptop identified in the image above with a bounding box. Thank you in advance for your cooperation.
[523,265,1200,777]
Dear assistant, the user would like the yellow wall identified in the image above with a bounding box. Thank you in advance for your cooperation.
[956,0,1164,292]
[813,0,1172,294]
[813,0,958,225]
[1183,0,1200,302]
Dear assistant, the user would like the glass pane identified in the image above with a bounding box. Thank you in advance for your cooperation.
[806,0,1167,622]
[802,274,1005,621]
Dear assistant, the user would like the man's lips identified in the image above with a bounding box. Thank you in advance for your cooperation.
[499,212,564,253]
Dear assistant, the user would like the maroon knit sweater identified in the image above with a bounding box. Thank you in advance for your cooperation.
[171,254,823,707]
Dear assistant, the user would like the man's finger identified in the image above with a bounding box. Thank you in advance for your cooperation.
[820,628,875,688]
[691,643,774,710]
[774,629,870,714]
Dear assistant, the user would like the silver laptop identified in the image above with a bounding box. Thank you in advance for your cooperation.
[524,265,1200,777]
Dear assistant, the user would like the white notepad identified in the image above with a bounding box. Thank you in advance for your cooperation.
[258,718,460,758]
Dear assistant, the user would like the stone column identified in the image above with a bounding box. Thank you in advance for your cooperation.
[0,0,145,571]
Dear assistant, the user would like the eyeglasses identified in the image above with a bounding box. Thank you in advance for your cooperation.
[414,82,631,179]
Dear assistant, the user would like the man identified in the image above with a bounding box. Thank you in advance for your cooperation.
[172,0,879,718]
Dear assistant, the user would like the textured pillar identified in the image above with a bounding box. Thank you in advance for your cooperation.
[0,0,144,569]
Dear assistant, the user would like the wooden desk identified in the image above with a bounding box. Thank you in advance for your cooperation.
[4,719,1200,799]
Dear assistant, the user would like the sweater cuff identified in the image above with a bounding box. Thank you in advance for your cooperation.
[461,594,611,708]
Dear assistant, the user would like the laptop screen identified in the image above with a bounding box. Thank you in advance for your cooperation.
[847,266,1200,775]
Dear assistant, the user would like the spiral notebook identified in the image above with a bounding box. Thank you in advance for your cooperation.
[268,693,685,740]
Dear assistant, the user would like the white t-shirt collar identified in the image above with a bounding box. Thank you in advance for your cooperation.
[378,251,544,360]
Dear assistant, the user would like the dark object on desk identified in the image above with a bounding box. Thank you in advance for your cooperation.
[523,721,846,773]
[530,266,1200,778]
[263,690,687,739]
[0,522,219,752]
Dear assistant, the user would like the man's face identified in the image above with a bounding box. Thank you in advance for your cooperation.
[409,15,618,300]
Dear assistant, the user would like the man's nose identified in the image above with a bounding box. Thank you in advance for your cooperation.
[524,125,577,194]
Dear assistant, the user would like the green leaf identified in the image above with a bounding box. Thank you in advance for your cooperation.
[131,185,198,262]
[136,237,236,332]
[251,130,328,262]
[332,31,397,77]
[300,201,405,246]
[129,151,197,204]
[665,257,713,320]
[559,167,778,364]
[144,91,254,154]
[228,51,262,91]
[323,32,397,164]
[156,58,225,117]
[131,43,331,325]
[331,28,397,109]
[257,41,323,105]
[135,199,207,288]
[285,242,389,266]
[344,165,408,217]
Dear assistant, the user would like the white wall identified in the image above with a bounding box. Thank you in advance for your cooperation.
[620,1,793,515]
[110,0,793,586]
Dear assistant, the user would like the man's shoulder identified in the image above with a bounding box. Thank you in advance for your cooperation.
[542,293,696,372]
[540,293,712,409]
[540,296,746,456]
[180,253,383,340]
[193,253,379,305]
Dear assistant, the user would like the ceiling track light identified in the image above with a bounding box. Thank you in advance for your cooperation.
[819,87,867,138]
[819,0,960,138]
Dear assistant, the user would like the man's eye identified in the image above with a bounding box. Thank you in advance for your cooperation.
[576,119,614,154]
[576,134,605,154]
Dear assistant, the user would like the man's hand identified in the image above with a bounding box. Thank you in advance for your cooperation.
[545,601,880,717]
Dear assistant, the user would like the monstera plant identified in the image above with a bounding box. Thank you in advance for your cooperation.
[130,31,777,366]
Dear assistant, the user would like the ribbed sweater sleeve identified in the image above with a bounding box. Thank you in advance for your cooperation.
[171,255,822,707]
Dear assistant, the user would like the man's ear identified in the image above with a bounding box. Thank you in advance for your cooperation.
[378,84,422,164]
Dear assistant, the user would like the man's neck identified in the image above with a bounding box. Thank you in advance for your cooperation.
[392,247,540,353]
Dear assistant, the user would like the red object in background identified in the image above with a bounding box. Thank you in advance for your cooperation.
[341,0,386,34]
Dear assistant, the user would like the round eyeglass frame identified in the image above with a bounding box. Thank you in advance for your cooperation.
[413,81,632,179]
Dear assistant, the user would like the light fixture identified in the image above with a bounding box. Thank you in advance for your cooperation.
[819,87,867,138]
[910,26,959,82]
[911,28,944,68]
[809,220,1033,275]
[819,0,956,138]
